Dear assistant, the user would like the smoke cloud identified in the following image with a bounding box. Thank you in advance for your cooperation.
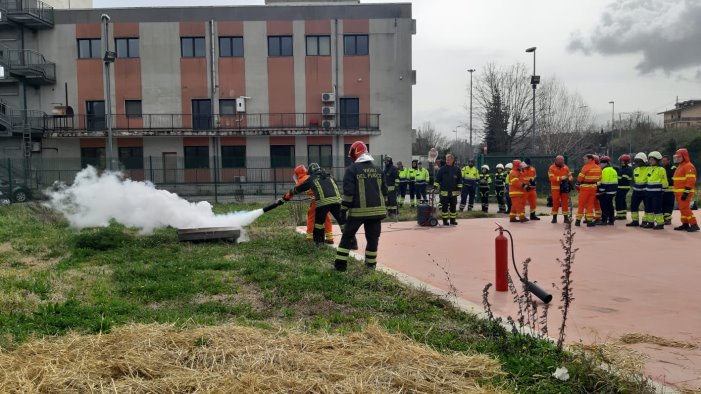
[568,0,701,75]
[47,167,263,237]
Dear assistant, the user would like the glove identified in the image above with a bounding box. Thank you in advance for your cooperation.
[338,209,347,225]
[529,179,536,187]
[524,184,532,192]
[682,192,689,201]
[283,192,292,201]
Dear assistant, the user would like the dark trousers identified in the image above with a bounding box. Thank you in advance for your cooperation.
[398,182,408,206]
[646,190,663,224]
[630,190,646,222]
[314,204,343,244]
[459,182,476,210]
[440,194,458,222]
[496,189,506,211]
[408,181,416,205]
[386,189,398,214]
[615,188,629,219]
[335,218,382,269]
[599,194,615,224]
[505,187,512,213]
[415,182,427,202]
[479,188,490,212]
[663,191,675,222]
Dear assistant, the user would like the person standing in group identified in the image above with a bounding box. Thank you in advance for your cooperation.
[334,141,387,272]
[505,162,513,214]
[397,161,410,208]
[508,160,529,222]
[672,148,699,232]
[434,154,462,225]
[626,153,649,227]
[598,156,618,225]
[478,165,492,212]
[383,156,399,218]
[615,154,633,221]
[408,160,419,207]
[661,155,676,225]
[644,151,668,230]
[293,165,334,243]
[591,155,603,223]
[494,163,507,213]
[522,158,540,220]
[576,154,602,227]
[548,155,573,223]
[460,159,479,211]
[414,161,430,204]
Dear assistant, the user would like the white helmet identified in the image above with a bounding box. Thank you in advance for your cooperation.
[496,163,505,170]
[648,151,662,161]
[505,163,513,170]
[634,152,648,163]
[481,164,490,171]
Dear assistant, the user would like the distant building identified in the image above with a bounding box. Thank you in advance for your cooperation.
[658,100,701,129]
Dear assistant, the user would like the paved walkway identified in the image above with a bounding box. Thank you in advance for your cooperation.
[303,211,701,391]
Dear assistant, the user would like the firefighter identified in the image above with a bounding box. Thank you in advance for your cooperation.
[334,141,387,272]
[434,153,462,225]
[414,161,430,204]
[493,163,507,213]
[598,156,618,225]
[293,164,334,243]
[575,154,602,227]
[383,156,399,218]
[397,161,410,208]
[672,148,699,232]
[505,162,513,214]
[460,159,479,211]
[548,155,573,223]
[508,160,529,223]
[409,160,419,207]
[661,155,676,225]
[478,165,492,212]
[644,151,668,229]
[522,158,540,220]
[626,152,648,227]
[592,155,603,223]
[615,154,633,220]
[283,163,343,246]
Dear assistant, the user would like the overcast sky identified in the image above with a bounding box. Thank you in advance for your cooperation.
[95,0,701,138]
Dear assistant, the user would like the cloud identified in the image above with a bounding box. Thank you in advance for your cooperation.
[567,0,701,74]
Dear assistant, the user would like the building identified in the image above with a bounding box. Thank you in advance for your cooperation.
[0,0,414,186]
[658,100,701,129]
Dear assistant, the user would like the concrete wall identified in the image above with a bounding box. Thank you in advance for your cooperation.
[45,0,93,9]
[243,21,268,115]
[141,23,182,116]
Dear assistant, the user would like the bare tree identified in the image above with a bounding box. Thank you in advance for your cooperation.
[413,122,449,155]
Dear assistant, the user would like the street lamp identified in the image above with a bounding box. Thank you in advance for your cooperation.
[468,68,475,159]
[525,47,539,154]
[102,13,115,171]
[609,101,615,158]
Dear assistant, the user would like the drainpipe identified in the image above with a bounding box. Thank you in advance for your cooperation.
[334,18,341,167]
[209,19,218,195]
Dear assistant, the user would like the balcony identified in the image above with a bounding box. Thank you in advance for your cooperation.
[0,0,54,29]
[0,44,56,85]
[43,113,381,137]
[0,100,45,135]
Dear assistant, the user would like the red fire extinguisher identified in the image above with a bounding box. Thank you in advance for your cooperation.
[495,225,508,292]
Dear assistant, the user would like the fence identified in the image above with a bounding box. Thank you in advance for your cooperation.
[477,154,568,194]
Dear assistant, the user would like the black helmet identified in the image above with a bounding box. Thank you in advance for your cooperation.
[384,155,393,165]
[308,163,321,175]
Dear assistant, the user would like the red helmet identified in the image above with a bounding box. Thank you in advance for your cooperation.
[600,156,611,164]
[293,165,307,179]
[618,154,631,164]
[555,155,565,166]
[348,141,367,162]
[592,155,600,164]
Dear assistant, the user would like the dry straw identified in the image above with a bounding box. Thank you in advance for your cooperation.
[619,333,698,350]
[0,322,504,394]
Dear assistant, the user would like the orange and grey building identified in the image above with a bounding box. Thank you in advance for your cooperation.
[0,0,414,183]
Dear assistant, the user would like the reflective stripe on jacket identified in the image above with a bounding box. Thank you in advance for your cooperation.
[633,166,648,192]
[645,166,668,192]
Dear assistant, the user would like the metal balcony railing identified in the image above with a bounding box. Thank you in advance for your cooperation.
[0,43,56,84]
[1,0,54,28]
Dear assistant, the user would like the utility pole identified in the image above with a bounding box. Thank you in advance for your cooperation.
[525,47,539,153]
[468,69,475,159]
[102,14,116,170]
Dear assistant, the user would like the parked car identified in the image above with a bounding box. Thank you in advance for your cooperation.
[0,180,31,203]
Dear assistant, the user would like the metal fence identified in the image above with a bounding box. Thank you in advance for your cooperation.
[477,154,569,194]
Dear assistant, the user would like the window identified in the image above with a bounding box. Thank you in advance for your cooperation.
[270,145,295,168]
[78,38,101,59]
[181,37,206,58]
[344,143,369,167]
[125,100,142,118]
[344,34,369,56]
[81,147,106,169]
[219,99,237,115]
[306,35,330,56]
[308,145,333,168]
[119,147,144,170]
[86,100,105,131]
[221,145,246,168]
[268,35,293,57]
[115,38,139,58]
[184,146,209,169]
[219,36,243,57]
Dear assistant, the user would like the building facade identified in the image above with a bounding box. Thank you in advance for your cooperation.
[659,100,701,129]
[0,0,414,185]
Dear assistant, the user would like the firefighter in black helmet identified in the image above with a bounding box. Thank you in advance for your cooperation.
[434,153,463,225]
[383,155,399,217]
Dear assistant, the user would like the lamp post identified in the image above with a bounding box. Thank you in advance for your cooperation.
[609,101,615,157]
[525,47,539,154]
[101,14,116,170]
[468,68,475,159]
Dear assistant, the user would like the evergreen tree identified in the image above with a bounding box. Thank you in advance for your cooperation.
[483,90,510,153]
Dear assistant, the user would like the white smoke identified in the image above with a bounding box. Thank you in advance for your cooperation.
[47,167,264,237]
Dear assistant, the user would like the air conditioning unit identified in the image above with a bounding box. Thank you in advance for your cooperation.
[233,176,246,183]
[321,92,335,102]
[322,106,336,115]
[322,119,336,128]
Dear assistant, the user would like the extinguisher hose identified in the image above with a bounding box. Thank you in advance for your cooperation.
[499,227,553,304]
[501,228,524,283]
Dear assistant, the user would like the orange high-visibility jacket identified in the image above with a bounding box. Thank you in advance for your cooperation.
[522,166,536,184]
[509,170,527,196]
[673,151,697,194]
[548,164,573,189]
[577,163,602,187]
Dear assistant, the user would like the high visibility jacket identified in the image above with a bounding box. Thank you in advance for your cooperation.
[646,165,668,192]
[672,160,696,194]
[414,168,430,183]
[342,160,388,219]
[663,165,676,192]
[616,165,633,190]
[291,171,342,208]
[461,166,479,184]
[508,170,527,197]
[522,166,537,186]
[408,168,417,182]
[577,163,602,187]
[398,168,412,182]
[434,164,463,197]
[548,164,573,189]
[493,172,507,188]
[599,166,618,195]
[478,173,492,190]
[632,166,648,192]
[383,164,399,192]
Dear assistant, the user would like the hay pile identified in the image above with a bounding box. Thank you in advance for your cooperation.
[619,333,698,349]
[0,323,504,393]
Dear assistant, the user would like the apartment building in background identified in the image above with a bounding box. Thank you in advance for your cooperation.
[659,100,701,129]
[0,0,414,184]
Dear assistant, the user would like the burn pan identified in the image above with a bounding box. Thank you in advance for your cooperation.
[177,227,241,243]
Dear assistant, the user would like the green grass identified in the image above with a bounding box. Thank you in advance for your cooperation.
[0,202,654,393]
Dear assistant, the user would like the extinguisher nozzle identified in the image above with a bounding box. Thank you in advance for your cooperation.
[525,281,553,304]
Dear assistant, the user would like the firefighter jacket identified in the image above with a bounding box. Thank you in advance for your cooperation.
[663,165,676,192]
[398,168,413,184]
[461,165,479,186]
[494,172,507,189]
[577,163,602,188]
[342,161,388,219]
[646,165,669,192]
[479,173,492,191]
[508,170,527,197]
[290,171,342,208]
[632,166,648,193]
[672,151,696,194]
[384,164,399,192]
[522,166,537,187]
[434,164,463,197]
[548,164,573,190]
[616,165,633,190]
[599,166,618,195]
[414,168,430,184]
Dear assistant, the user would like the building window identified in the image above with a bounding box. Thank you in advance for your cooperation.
[270,145,295,168]
[125,100,142,118]
[181,37,206,58]
[344,34,369,56]
[115,38,139,58]
[344,143,369,167]
[219,36,243,57]
[78,38,101,59]
[306,35,330,56]
[184,146,209,169]
[86,100,105,131]
[268,35,293,57]
[221,145,246,168]
[118,147,144,169]
[219,99,237,115]
[81,147,106,169]
[308,145,333,168]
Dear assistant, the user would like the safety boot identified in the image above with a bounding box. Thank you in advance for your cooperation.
[443,219,450,226]
[551,215,557,223]
[520,217,530,223]
[450,219,458,225]
[674,223,690,231]
[626,221,639,227]
[586,221,596,227]
[688,224,700,232]
[575,219,581,227]
[653,224,664,230]
[366,263,377,270]
[530,212,541,220]
[641,222,654,229]
[325,239,335,245]
[334,261,347,272]
[510,218,519,223]
[664,219,672,226]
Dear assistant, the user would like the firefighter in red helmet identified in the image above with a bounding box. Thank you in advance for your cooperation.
[292,164,333,243]
[673,148,699,232]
